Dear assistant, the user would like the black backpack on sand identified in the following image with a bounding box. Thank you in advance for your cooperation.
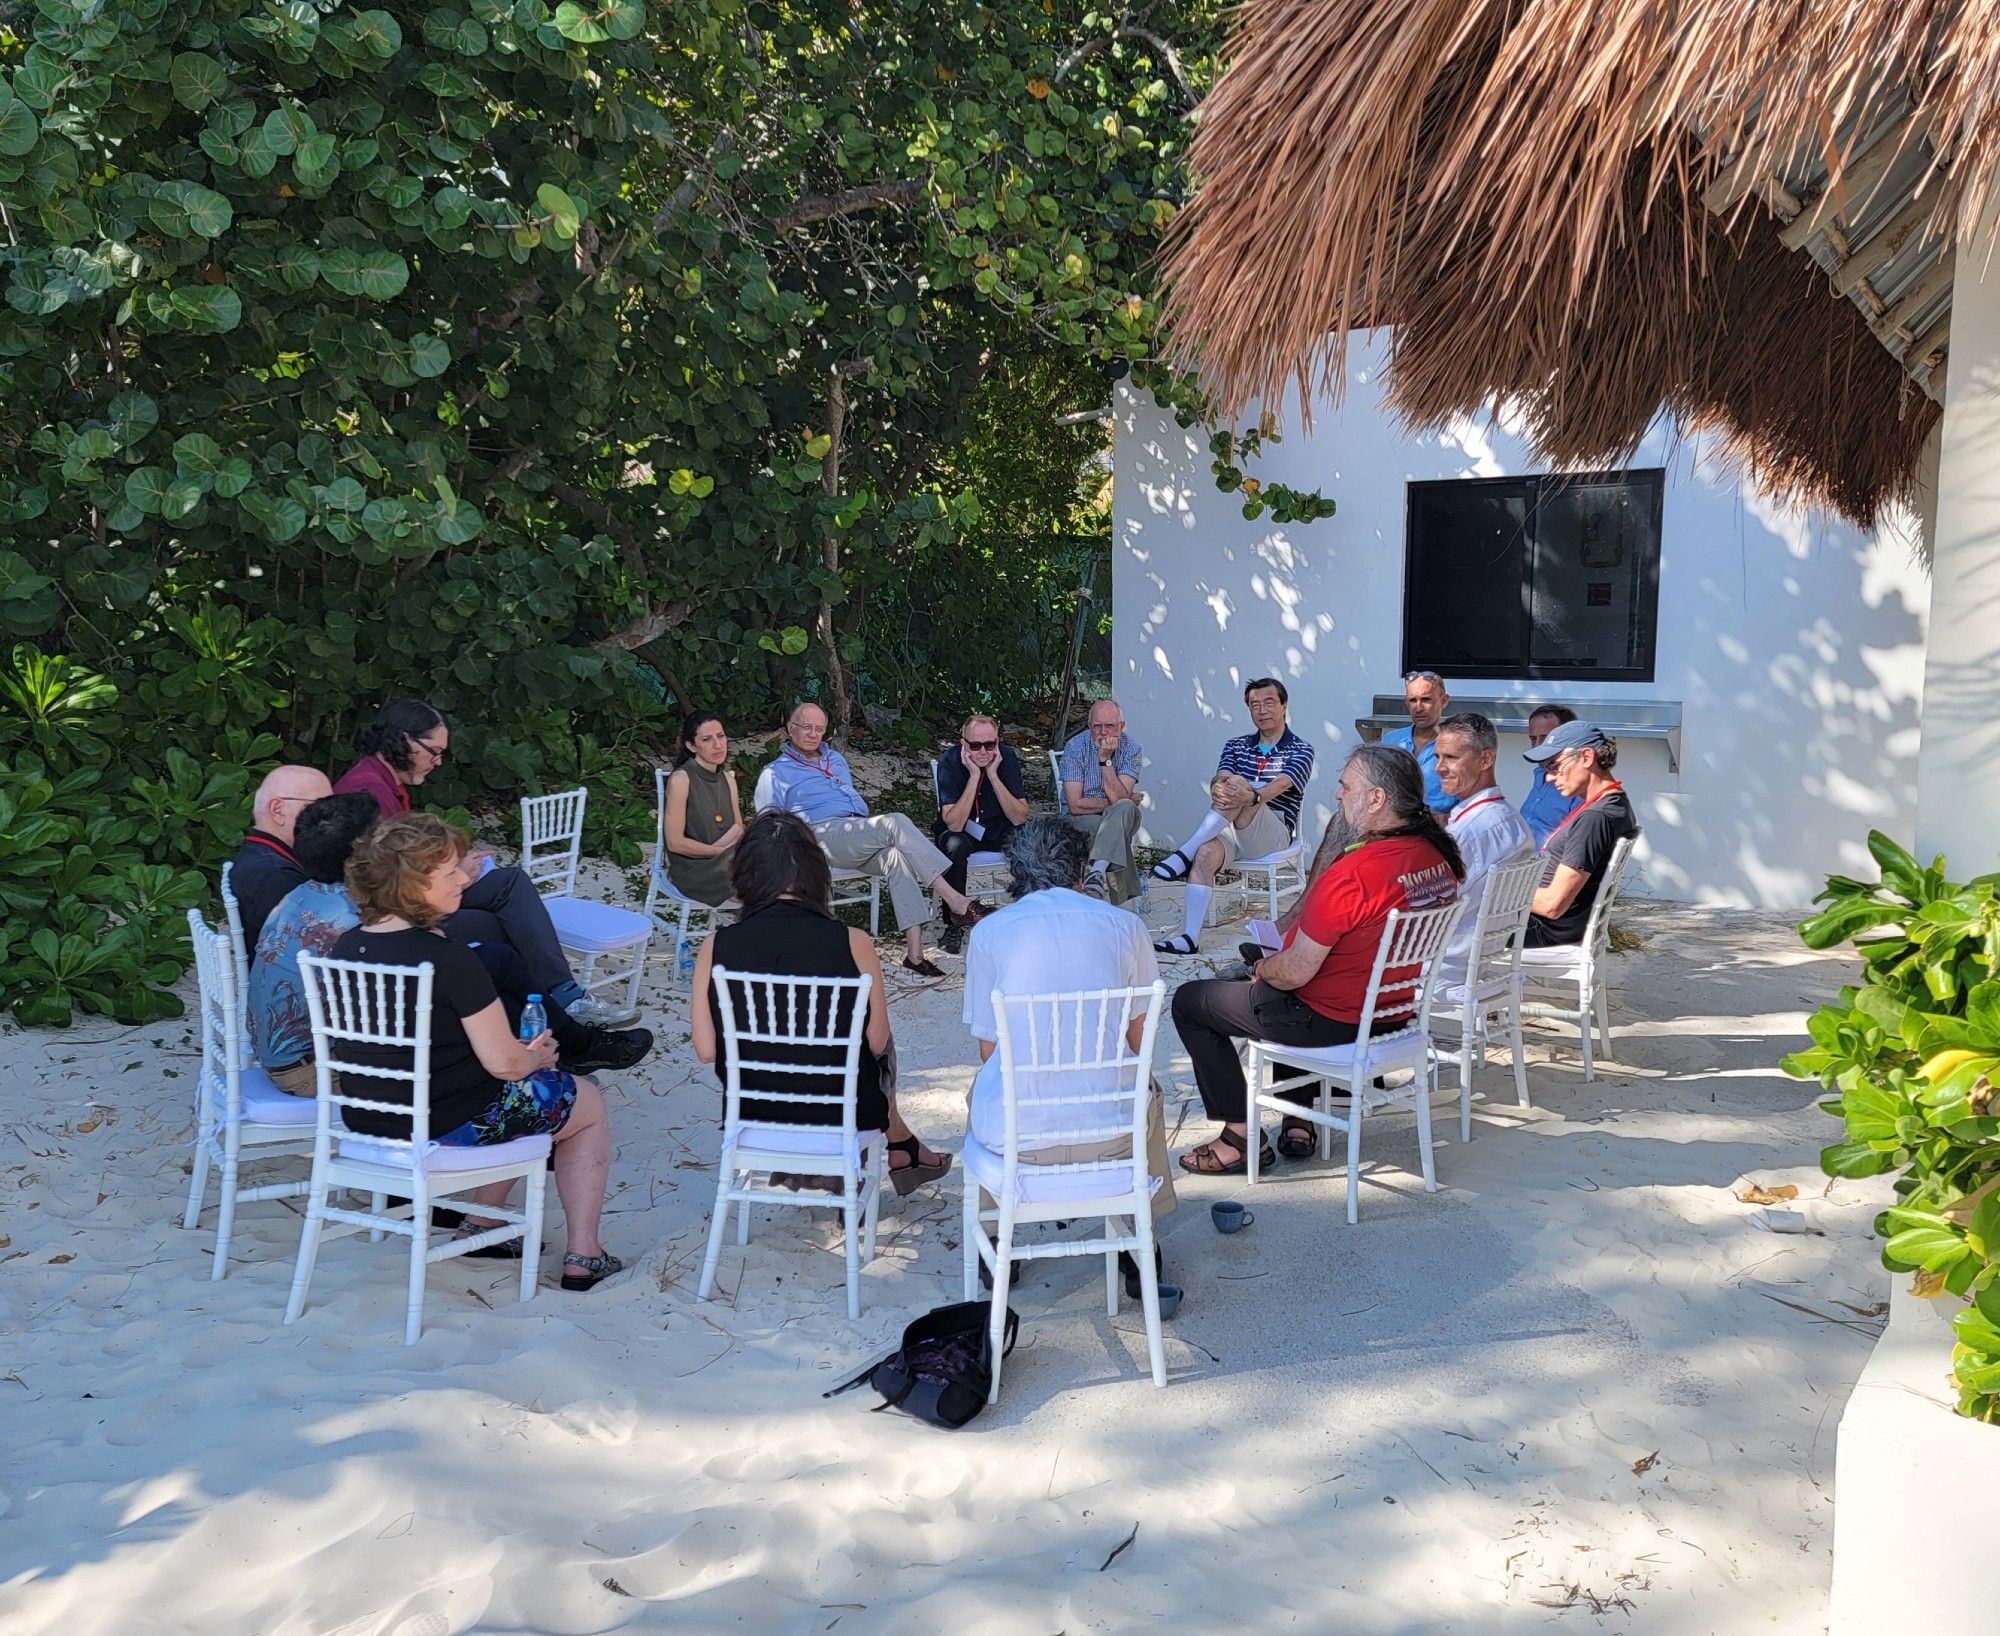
[824,1300,1019,1428]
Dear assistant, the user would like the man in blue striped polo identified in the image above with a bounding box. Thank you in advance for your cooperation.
[1148,676,1316,956]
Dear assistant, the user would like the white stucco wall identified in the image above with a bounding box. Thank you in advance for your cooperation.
[1111,333,1932,910]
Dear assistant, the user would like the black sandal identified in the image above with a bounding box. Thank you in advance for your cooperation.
[560,1250,623,1291]
[886,1134,951,1197]
[455,1220,524,1259]
[1277,1118,1318,1161]
[1178,1132,1276,1175]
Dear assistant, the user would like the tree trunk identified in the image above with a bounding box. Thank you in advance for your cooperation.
[816,359,868,744]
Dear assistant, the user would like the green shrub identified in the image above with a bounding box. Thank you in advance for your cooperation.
[1784,831,2000,1420]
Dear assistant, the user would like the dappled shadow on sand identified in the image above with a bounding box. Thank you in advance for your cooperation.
[1,907,1878,1634]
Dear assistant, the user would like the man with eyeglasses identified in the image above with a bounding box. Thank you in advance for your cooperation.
[1381,670,1456,813]
[761,701,987,977]
[228,764,335,945]
[1520,704,1582,847]
[1521,720,1638,946]
[1058,697,1144,904]
[1148,676,1315,956]
[933,713,1028,951]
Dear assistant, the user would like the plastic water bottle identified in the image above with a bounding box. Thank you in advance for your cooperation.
[675,936,696,987]
[519,993,547,1043]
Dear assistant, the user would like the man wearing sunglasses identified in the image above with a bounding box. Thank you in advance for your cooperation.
[1381,670,1457,813]
[933,714,1028,951]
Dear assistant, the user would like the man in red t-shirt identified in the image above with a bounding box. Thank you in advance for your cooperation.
[1174,746,1461,1175]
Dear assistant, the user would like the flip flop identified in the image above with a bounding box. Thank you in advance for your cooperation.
[1150,848,1195,883]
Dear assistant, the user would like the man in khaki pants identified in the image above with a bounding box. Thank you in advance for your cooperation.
[760,702,986,977]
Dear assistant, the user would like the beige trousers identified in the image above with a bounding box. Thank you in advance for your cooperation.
[266,1058,317,1096]
[813,812,953,932]
[1219,803,1292,864]
[1067,799,1142,903]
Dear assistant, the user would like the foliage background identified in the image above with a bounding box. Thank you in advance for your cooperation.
[0,0,1331,1023]
[1786,832,2000,1422]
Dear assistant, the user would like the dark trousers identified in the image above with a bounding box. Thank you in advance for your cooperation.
[466,940,589,1054]
[1522,914,1579,949]
[932,821,1016,897]
[1172,978,1364,1124]
[445,863,576,995]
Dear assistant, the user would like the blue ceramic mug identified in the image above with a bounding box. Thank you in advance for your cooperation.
[1211,1200,1254,1234]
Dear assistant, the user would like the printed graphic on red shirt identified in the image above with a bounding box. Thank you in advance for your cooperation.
[1289,834,1459,1024]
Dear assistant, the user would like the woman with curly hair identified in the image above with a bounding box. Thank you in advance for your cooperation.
[330,813,622,1291]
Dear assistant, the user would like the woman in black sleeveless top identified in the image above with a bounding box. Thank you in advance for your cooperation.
[691,810,950,1195]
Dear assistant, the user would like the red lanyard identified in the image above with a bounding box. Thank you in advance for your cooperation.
[244,832,296,863]
[1449,791,1505,828]
[1252,741,1281,777]
[785,748,838,782]
[1543,781,1622,850]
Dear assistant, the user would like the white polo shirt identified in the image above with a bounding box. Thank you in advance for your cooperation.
[963,888,1158,1153]
[1440,787,1534,984]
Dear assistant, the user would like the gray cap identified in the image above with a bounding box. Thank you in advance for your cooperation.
[1523,718,1610,763]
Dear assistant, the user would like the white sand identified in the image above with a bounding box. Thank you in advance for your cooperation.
[1,899,1889,1634]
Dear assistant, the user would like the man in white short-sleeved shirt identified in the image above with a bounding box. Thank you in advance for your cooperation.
[963,818,1178,1228]
[1434,711,1533,986]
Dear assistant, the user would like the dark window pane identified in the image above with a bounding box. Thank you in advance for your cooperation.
[1402,468,1662,682]
[1528,476,1659,674]
[1404,480,1530,673]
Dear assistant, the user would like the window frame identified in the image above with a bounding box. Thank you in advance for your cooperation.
[1400,467,1665,684]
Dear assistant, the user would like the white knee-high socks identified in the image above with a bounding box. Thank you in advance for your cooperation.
[1181,883,1213,941]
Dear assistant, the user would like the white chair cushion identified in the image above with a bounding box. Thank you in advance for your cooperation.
[1440,973,1516,1009]
[1235,841,1303,869]
[830,867,872,884]
[961,1133,1159,1207]
[338,1131,552,1173]
[968,851,1008,868]
[727,1122,878,1167]
[1254,1025,1430,1076]
[542,895,653,952]
[238,1066,318,1128]
[1519,943,1587,969]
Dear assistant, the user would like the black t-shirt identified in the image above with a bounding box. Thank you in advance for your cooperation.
[935,743,1026,836]
[1531,790,1639,945]
[326,925,503,1139]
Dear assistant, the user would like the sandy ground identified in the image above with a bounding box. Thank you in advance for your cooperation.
[0,888,1889,1635]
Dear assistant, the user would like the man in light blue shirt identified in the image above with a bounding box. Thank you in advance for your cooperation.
[1381,670,1456,813]
[1058,697,1144,904]
[1520,704,1582,847]
[760,701,984,977]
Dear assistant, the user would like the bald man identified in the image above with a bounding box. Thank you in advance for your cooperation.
[229,765,332,944]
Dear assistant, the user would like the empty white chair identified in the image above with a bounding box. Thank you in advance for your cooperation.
[1518,834,1638,1081]
[962,981,1169,1398]
[698,966,885,1319]
[182,909,315,1279]
[643,764,736,988]
[750,765,883,934]
[285,953,549,1345]
[1213,833,1308,922]
[519,785,655,1022]
[1432,854,1544,1136]
[1244,899,1465,1223]
[929,755,1009,895]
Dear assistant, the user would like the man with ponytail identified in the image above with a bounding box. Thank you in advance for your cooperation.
[1173,744,1462,1175]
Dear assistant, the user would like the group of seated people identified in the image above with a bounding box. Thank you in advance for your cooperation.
[229,699,657,1293]
[226,675,1635,1312]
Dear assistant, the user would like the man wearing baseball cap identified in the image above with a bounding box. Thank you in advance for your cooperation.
[1522,720,1638,947]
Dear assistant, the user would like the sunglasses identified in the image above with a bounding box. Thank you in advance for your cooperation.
[1405,670,1442,684]
[962,737,998,750]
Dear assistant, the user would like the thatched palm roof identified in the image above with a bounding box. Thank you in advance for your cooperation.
[1159,0,2000,525]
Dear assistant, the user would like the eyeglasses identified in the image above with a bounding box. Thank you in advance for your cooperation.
[412,737,447,761]
[1405,670,1442,684]
[962,738,998,750]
